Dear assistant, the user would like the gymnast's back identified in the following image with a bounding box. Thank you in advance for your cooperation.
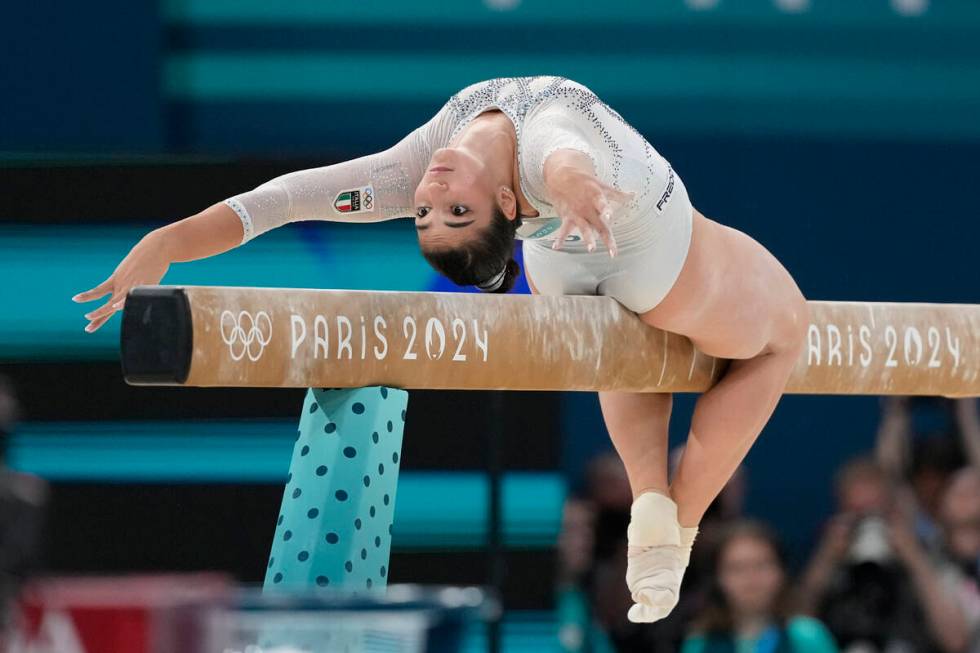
[223,76,675,245]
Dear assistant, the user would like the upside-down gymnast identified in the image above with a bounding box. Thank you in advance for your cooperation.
[74,76,808,623]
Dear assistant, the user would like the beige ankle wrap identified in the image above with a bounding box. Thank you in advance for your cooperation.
[626,492,681,547]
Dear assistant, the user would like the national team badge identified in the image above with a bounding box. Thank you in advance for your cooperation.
[333,185,375,214]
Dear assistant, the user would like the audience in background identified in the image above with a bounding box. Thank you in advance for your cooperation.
[557,494,617,652]
[797,454,967,652]
[876,397,971,550]
[558,497,597,591]
[557,398,980,653]
[585,452,635,569]
[798,397,980,653]
[0,375,48,643]
[936,467,980,653]
[556,453,635,652]
[683,520,837,653]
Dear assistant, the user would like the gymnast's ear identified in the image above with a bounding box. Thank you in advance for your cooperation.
[495,185,519,221]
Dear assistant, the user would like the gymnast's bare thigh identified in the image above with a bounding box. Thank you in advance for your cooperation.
[639,209,807,360]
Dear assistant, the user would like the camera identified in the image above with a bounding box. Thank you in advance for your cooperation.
[847,516,893,565]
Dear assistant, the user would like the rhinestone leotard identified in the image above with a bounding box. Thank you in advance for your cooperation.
[224,76,679,246]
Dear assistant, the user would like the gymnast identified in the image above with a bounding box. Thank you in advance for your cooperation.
[74,76,809,623]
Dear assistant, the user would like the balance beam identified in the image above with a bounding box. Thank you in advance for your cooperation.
[120,286,980,397]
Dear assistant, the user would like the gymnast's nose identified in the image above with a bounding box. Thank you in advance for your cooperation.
[427,180,449,193]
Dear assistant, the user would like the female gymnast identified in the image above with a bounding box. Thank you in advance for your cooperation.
[74,76,808,623]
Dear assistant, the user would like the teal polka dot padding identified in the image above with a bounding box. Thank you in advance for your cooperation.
[265,386,407,595]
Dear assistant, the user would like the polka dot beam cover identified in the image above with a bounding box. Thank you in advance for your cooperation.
[264,386,408,594]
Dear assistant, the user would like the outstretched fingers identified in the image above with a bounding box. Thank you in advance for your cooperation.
[550,180,631,255]
[85,312,114,333]
[72,277,113,303]
[84,294,124,322]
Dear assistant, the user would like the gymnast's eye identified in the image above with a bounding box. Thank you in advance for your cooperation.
[451,205,469,217]
[416,207,430,218]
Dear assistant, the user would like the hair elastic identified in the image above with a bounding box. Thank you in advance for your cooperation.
[476,266,508,292]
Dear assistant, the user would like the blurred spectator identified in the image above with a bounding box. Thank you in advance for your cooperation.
[682,520,837,653]
[556,494,620,652]
[558,496,597,589]
[587,452,635,512]
[555,454,628,653]
[953,398,980,470]
[0,375,48,641]
[936,467,980,653]
[876,397,972,549]
[940,467,980,583]
[798,451,971,651]
[586,452,634,565]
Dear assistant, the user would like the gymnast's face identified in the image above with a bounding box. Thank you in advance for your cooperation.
[413,147,501,248]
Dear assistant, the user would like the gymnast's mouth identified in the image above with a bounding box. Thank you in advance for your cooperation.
[428,166,453,173]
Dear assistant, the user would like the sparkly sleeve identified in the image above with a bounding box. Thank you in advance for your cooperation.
[521,104,610,203]
[223,106,454,244]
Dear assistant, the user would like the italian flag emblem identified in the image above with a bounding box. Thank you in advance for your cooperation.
[333,185,374,214]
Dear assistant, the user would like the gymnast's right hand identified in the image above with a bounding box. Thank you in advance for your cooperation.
[542,148,633,256]
[72,230,172,333]
[73,203,250,332]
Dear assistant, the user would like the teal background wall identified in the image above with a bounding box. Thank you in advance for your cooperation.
[5,1,980,153]
[164,0,980,152]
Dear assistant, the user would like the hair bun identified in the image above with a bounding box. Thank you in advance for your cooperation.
[489,258,521,294]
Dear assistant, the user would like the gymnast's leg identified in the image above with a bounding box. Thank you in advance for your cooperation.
[669,328,805,527]
[623,211,808,622]
[642,213,809,528]
[597,391,672,499]
[599,391,697,624]
[523,249,675,502]
[523,255,676,506]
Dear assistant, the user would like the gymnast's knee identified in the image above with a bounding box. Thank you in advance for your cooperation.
[765,294,809,358]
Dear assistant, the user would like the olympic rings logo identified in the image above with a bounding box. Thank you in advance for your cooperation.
[220,310,273,362]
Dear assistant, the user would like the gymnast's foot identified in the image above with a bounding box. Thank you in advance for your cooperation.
[624,491,699,623]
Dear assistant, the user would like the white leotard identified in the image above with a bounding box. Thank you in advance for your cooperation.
[224,76,693,313]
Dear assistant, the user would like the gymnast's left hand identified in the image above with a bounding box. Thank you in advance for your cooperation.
[543,150,633,256]
[72,230,172,333]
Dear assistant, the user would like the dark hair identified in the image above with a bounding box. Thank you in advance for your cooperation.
[693,520,795,636]
[421,205,521,293]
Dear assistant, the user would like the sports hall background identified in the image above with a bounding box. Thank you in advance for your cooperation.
[1,1,978,651]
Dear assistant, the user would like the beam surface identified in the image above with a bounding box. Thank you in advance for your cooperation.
[120,286,980,397]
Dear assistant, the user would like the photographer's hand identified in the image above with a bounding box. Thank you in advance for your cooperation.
[796,513,854,614]
[886,495,923,565]
[876,396,912,478]
[820,513,854,562]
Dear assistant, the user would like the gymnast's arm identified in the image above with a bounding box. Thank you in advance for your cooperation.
[74,112,448,332]
[155,127,436,262]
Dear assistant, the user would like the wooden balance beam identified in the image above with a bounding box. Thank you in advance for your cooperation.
[120,286,980,397]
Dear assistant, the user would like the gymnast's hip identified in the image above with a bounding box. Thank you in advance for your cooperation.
[522,169,694,315]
